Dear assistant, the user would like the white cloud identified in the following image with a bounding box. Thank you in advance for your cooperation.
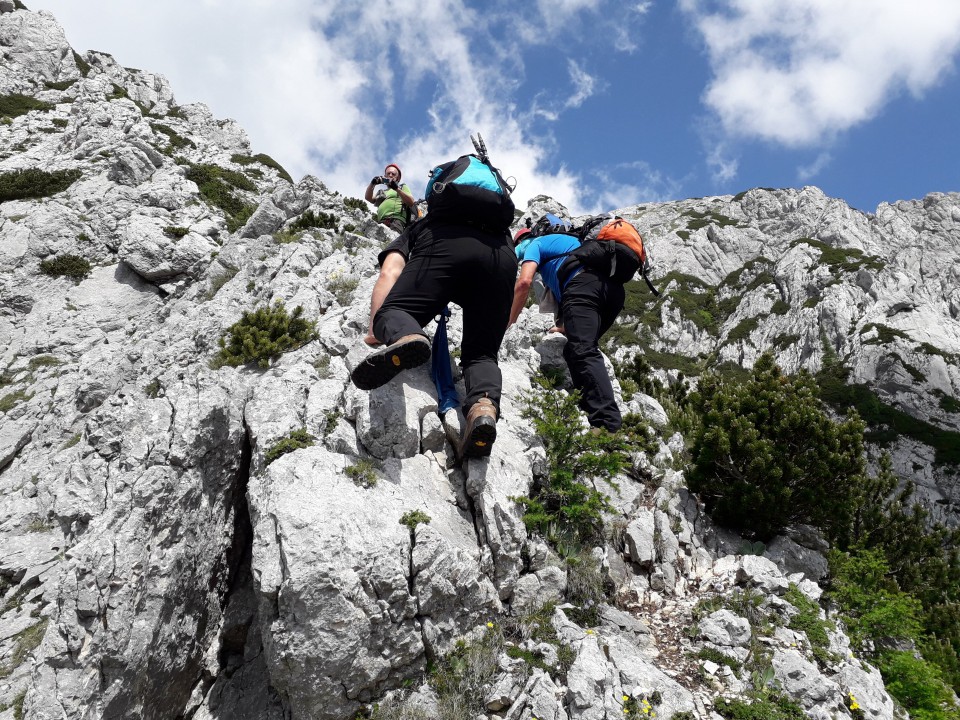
[681,0,960,146]
[706,144,739,183]
[28,0,653,214]
[796,151,832,182]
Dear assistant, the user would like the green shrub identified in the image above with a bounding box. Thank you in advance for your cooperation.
[345,459,378,488]
[264,428,315,466]
[344,196,369,212]
[151,123,195,153]
[714,694,806,720]
[516,375,646,546]
[0,93,53,118]
[163,226,190,238]
[72,51,91,77]
[688,353,866,540]
[0,167,82,202]
[44,79,77,92]
[184,163,257,232]
[792,238,885,273]
[107,83,128,100]
[878,651,958,720]
[783,584,835,664]
[39,254,91,280]
[291,209,338,232]
[815,353,960,466]
[213,301,316,368]
[230,153,293,183]
[399,509,431,531]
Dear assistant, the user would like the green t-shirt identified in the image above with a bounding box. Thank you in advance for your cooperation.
[375,183,412,223]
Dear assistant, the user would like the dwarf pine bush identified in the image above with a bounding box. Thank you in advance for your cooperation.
[213,301,316,368]
[184,163,256,232]
[517,375,652,546]
[687,353,866,540]
[39,254,91,280]
[0,168,82,203]
[264,428,316,466]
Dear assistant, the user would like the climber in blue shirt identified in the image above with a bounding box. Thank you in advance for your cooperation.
[508,228,625,432]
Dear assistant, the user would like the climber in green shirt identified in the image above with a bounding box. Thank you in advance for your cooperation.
[364,163,415,232]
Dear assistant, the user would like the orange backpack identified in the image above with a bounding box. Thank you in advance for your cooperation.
[570,215,658,294]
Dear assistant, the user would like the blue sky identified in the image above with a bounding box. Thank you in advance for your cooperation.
[28,0,960,214]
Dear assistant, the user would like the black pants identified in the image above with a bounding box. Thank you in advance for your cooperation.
[373,221,518,413]
[561,270,625,431]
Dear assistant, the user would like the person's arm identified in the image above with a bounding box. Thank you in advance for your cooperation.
[508,261,538,326]
[365,176,384,205]
[393,182,415,207]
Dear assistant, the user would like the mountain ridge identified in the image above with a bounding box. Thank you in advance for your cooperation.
[0,5,958,720]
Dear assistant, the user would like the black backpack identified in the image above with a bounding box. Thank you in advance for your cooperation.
[424,134,515,232]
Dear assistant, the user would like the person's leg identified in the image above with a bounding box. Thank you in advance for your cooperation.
[561,274,622,431]
[365,251,405,346]
[450,233,517,457]
[455,239,517,412]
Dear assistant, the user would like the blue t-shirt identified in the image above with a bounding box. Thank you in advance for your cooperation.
[515,233,582,301]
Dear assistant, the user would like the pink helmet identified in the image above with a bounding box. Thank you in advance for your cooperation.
[384,163,402,180]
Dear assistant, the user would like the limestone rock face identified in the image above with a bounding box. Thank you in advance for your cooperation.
[0,6,952,720]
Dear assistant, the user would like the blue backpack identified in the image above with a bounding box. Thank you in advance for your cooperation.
[424,134,515,232]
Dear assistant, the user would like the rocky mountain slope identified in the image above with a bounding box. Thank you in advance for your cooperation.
[1,5,958,720]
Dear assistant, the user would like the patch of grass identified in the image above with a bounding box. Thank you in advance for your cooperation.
[229,153,293,183]
[72,51,91,77]
[328,274,358,305]
[784,585,834,665]
[791,237,885,273]
[62,433,82,449]
[145,378,161,398]
[151,123,195,154]
[39,254,91,280]
[163,226,190,238]
[0,619,48,680]
[726,316,760,345]
[213,301,316,369]
[682,208,741,230]
[264,428,315,466]
[44,79,77,92]
[0,390,31,412]
[697,646,742,673]
[107,83,128,100]
[0,167,82,203]
[345,459,379,488]
[0,93,54,118]
[272,228,302,244]
[27,355,61,370]
[860,322,911,345]
[184,163,257,232]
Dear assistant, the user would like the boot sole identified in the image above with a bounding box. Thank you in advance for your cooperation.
[351,337,431,390]
[461,417,497,458]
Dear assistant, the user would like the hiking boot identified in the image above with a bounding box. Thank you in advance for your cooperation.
[459,397,498,458]
[351,334,431,390]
